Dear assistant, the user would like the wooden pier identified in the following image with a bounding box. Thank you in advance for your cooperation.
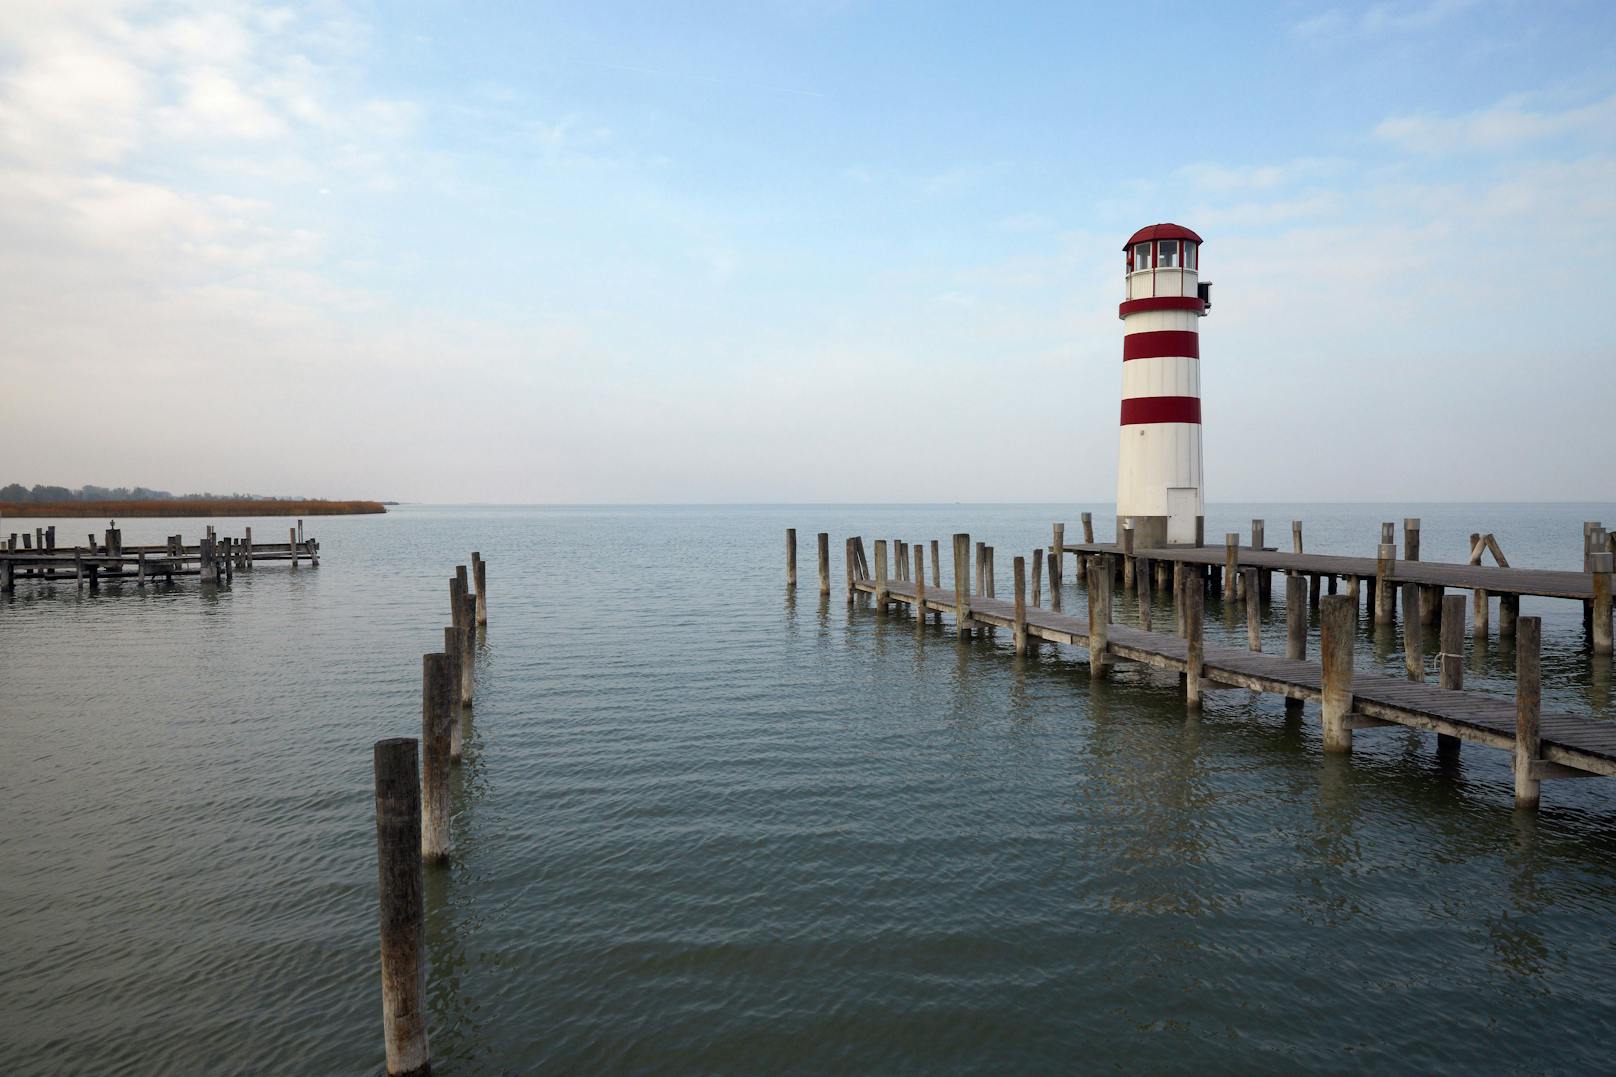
[0,522,319,593]
[794,524,1616,814]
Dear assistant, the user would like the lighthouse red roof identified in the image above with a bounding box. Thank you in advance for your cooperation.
[1124,223,1202,249]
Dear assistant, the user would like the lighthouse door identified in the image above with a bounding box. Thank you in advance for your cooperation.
[1166,488,1198,544]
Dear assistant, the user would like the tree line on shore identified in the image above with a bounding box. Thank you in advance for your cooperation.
[1,483,311,503]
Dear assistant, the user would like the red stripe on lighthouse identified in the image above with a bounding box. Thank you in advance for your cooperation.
[1120,396,1201,425]
[1122,330,1199,361]
[1119,296,1204,318]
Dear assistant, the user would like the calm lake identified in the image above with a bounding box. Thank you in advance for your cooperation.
[4,503,1616,1073]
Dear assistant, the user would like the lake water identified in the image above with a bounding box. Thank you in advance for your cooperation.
[4,503,1616,1073]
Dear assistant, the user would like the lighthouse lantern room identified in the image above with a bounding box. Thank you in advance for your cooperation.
[1116,223,1208,548]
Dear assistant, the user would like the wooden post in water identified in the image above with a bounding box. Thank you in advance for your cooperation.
[1437,594,1465,760]
[1049,527,1064,612]
[1031,548,1044,607]
[985,547,996,598]
[1121,526,1136,591]
[1593,552,1614,655]
[1320,595,1356,753]
[297,518,304,545]
[1292,520,1304,555]
[1088,557,1111,678]
[1285,573,1306,719]
[1403,582,1424,682]
[137,550,147,587]
[873,540,889,615]
[1472,588,1489,638]
[1013,556,1029,656]
[473,555,488,625]
[1185,571,1204,710]
[0,558,11,594]
[816,533,830,595]
[74,548,83,590]
[1223,533,1238,599]
[952,534,973,640]
[844,538,856,606]
[785,529,797,589]
[1136,557,1152,631]
[443,627,463,761]
[913,546,927,624]
[1173,563,1185,636]
[1251,519,1270,601]
[930,540,942,624]
[372,737,430,1077]
[1081,512,1094,544]
[974,541,985,598]
[459,595,475,703]
[1515,617,1542,809]
[1244,568,1260,650]
[286,527,297,567]
[421,653,454,864]
[242,527,253,570]
[1499,594,1518,637]
[1374,543,1396,625]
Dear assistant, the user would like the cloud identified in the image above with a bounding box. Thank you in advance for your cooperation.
[1294,0,1476,37]
[1374,92,1616,154]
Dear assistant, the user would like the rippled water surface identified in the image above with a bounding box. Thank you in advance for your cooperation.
[4,503,1616,1073]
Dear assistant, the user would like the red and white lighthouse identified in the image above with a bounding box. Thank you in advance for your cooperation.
[1116,223,1209,548]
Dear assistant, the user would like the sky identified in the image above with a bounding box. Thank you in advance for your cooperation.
[1,0,1613,504]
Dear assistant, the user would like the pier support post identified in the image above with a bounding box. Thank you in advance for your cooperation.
[1403,582,1424,682]
[1223,533,1238,600]
[1320,594,1356,753]
[1374,543,1396,625]
[1088,556,1112,678]
[373,738,430,1077]
[289,527,299,567]
[1173,563,1185,636]
[1051,523,1064,605]
[1244,568,1260,651]
[785,529,797,589]
[974,541,986,598]
[816,533,830,596]
[1593,553,1613,655]
[1472,589,1489,638]
[137,550,146,587]
[459,595,476,704]
[845,538,856,606]
[952,534,973,640]
[1138,557,1152,631]
[1515,617,1542,810]
[985,547,996,598]
[913,546,927,625]
[1031,548,1044,608]
[930,540,942,624]
[1013,556,1028,656]
[421,653,454,863]
[1122,526,1135,591]
[473,555,488,626]
[874,540,889,615]
[243,527,253,570]
[1081,512,1094,544]
[1292,520,1304,554]
[1437,594,1465,760]
[1499,594,1518,637]
[1252,519,1270,601]
[443,628,464,760]
[1285,573,1306,719]
[1185,572,1204,710]
[0,558,11,594]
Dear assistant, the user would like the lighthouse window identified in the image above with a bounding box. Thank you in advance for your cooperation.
[1133,242,1152,270]
[1184,242,1197,270]
[1158,240,1179,268]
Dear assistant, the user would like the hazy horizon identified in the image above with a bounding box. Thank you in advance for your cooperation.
[3,1,1613,503]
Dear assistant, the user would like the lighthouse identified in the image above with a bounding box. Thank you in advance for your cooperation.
[1116,223,1209,548]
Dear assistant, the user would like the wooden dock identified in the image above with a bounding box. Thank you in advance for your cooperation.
[0,522,319,593]
[793,526,1616,814]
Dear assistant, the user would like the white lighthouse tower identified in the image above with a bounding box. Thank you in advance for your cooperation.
[1116,223,1209,548]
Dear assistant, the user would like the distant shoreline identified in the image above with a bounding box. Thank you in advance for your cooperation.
[1,499,387,518]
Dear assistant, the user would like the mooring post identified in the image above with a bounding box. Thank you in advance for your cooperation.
[1081,512,1094,544]
[373,737,430,1077]
[1320,594,1356,753]
[1030,548,1044,608]
[241,527,253,571]
[443,628,464,760]
[1049,527,1064,612]
[1013,556,1029,656]
[816,533,830,596]
[46,525,54,550]
[985,547,996,598]
[844,538,856,606]
[784,528,797,589]
[1374,543,1396,625]
[1137,557,1152,631]
[1403,582,1424,682]
[1088,557,1111,678]
[1472,588,1489,638]
[288,527,298,567]
[0,558,11,595]
[974,541,986,598]
[473,555,488,626]
[1173,562,1185,636]
[137,550,147,587]
[459,595,475,703]
[1515,617,1543,809]
[1593,551,1614,655]
[930,539,942,624]
[1223,533,1238,599]
[74,548,83,590]
[1244,568,1260,650]
[1437,594,1465,760]
[1499,594,1518,637]
[421,653,454,864]
[1122,525,1136,591]
[1292,520,1304,555]
[1185,571,1204,710]
[1251,519,1270,601]
[952,533,973,640]
[873,540,889,615]
[1285,573,1306,719]
[199,536,216,584]
[913,545,927,624]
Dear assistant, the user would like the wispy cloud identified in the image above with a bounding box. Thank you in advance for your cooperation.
[1375,92,1616,154]
[1293,0,1477,38]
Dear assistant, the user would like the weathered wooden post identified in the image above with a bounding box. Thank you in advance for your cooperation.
[1403,582,1424,682]
[1320,595,1356,753]
[1244,568,1260,650]
[1251,519,1270,601]
[1049,526,1064,612]
[199,536,217,584]
[373,737,430,1077]
[784,528,797,589]
[1173,562,1185,636]
[844,538,856,606]
[1515,617,1542,809]
[1437,594,1465,760]
[1223,533,1238,599]
[1013,556,1029,656]
[930,539,942,624]
[421,653,454,864]
[952,533,973,640]
[74,548,83,590]
[1593,551,1614,655]
[1472,588,1489,638]
[984,546,996,598]
[1285,574,1306,719]
[1499,594,1518,637]
[443,627,464,761]
[1292,520,1304,555]
[974,541,986,597]
[816,533,830,595]
[1374,543,1396,625]
[1121,525,1136,591]
[46,525,55,550]
[1185,570,1204,710]
[913,545,927,624]
[473,555,488,625]
[1081,512,1094,544]
[1030,548,1044,608]
[242,527,253,570]
[0,557,12,594]
[873,540,889,615]
[1088,556,1111,678]
[1137,557,1152,631]
[459,594,475,703]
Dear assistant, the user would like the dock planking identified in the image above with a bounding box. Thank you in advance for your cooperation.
[0,524,318,593]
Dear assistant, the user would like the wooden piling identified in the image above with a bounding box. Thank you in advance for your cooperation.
[1499,594,1518,637]
[1515,617,1542,809]
[985,546,996,598]
[1252,519,1270,601]
[1244,567,1260,651]
[1013,556,1028,656]
[1185,571,1204,710]
[1122,526,1136,590]
[459,594,475,703]
[785,529,797,588]
[372,737,430,1077]
[1473,588,1489,638]
[1285,573,1306,719]
[845,538,856,606]
[1031,548,1044,607]
[1088,557,1111,678]
[913,545,926,624]
[975,541,986,598]
[1223,533,1238,599]
[473,555,488,625]
[1438,594,1465,759]
[1320,594,1356,753]
[1138,557,1152,631]
[443,628,463,760]
[421,653,454,864]
[952,534,972,640]
[1173,563,1185,636]
[1374,543,1396,625]
[1081,512,1094,544]
[1593,552,1614,655]
[243,527,253,570]
[1049,527,1064,612]
[816,533,830,595]
[930,539,942,624]
[874,540,889,614]
[289,527,299,567]
[1402,582,1424,682]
